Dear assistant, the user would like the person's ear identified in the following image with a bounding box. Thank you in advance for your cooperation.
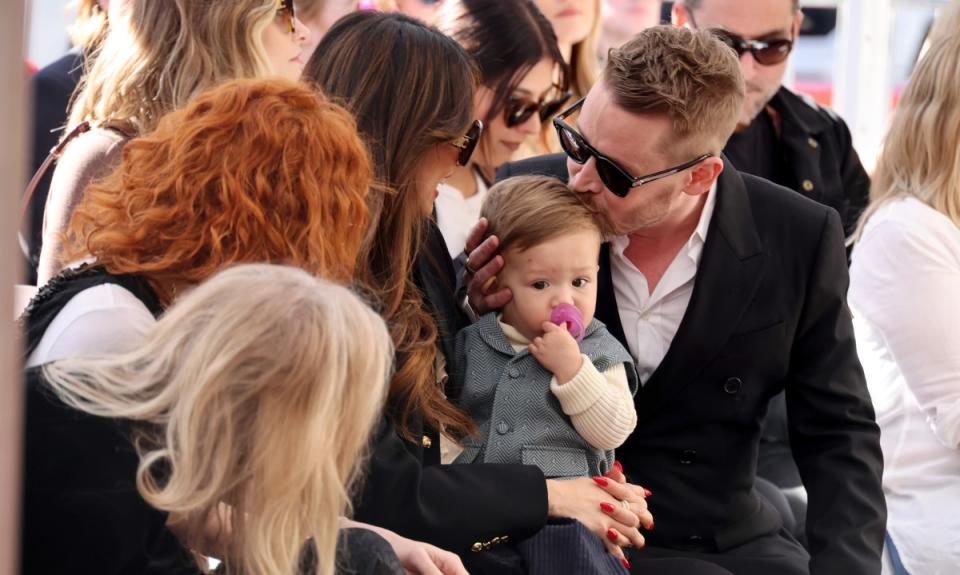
[683,156,724,197]
[791,9,804,41]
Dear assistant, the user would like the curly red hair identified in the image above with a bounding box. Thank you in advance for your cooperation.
[65,78,371,305]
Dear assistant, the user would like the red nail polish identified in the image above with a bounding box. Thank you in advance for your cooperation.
[613,460,623,473]
[592,476,609,487]
[600,502,615,513]
[621,558,632,571]
[643,488,653,498]
[648,521,655,531]
[607,529,619,542]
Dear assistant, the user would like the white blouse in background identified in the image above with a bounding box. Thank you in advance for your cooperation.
[435,172,489,259]
[848,196,960,574]
[26,283,156,368]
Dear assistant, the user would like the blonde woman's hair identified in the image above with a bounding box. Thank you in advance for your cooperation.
[68,0,109,49]
[42,264,393,575]
[67,0,280,136]
[929,0,960,47]
[858,25,960,234]
[569,0,601,99]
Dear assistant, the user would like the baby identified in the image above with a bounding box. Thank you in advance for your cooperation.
[453,175,638,478]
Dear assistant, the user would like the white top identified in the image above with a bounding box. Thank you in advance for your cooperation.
[609,182,718,384]
[435,172,489,258]
[25,283,156,368]
[848,196,960,573]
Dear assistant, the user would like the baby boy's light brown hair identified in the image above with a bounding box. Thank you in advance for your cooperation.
[480,175,602,253]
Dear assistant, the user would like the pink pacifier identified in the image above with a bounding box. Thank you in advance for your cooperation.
[550,303,585,342]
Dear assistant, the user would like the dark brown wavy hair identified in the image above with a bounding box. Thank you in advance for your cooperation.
[65,78,372,306]
[304,11,477,441]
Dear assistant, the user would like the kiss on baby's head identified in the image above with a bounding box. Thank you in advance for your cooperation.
[480,175,603,254]
[481,175,604,342]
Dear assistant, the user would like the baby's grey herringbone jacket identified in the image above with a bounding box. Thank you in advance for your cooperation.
[452,312,639,478]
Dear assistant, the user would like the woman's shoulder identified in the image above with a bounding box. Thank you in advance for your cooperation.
[59,124,131,163]
[24,268,158,367]
[855,197,960,265]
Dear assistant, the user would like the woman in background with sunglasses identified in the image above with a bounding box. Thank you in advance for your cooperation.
[434,0,570,258]
[36,0,310,285]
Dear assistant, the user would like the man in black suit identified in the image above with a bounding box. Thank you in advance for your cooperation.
[673,1,873,540]
[467,25,884,575]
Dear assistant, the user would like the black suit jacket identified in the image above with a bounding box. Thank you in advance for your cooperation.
[499,155,885,574]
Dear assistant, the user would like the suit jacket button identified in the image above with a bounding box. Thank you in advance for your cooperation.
[421,435,432,448]
[688,535,703,543]
[802,179,815,192]
[508,368,521,378]
[807,137,819,149]
[471,542,483,552]
[723,377,742,394]
[496,421,510,435]
[680,449,697,464]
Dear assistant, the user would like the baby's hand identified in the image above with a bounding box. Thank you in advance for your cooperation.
[529,322,583,384]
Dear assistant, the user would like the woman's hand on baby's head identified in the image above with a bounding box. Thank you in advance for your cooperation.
[529,322,583,384]
[464,218,512,315]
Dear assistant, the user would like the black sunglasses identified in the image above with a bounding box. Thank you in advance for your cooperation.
[553,98,712,198]
[451,120,484,166]
[276,0,296,34]
[504,89,572,128]
[688,11,793,66]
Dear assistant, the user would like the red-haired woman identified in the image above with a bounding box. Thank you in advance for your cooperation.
[24,78,368,368]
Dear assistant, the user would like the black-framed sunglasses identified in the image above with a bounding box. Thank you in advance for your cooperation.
[553,98,712,198]
[504,88,572,128]
[450,120,483,166]
[687,11,793,66]
[276,0,296,34]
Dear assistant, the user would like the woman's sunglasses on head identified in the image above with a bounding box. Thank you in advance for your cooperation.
[687,10,793,66]
[504,88,572,128]
[553,98,712,198]
[451,120,484,166]
[276,0,297,34]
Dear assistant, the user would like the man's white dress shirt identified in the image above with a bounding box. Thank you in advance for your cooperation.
[610,183,717,384]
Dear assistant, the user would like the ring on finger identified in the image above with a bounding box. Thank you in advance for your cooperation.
[464,256,479,275]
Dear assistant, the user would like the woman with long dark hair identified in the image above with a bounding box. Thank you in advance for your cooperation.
[305,10,654,569]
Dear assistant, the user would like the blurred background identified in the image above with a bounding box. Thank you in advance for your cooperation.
[22,0,954,170]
